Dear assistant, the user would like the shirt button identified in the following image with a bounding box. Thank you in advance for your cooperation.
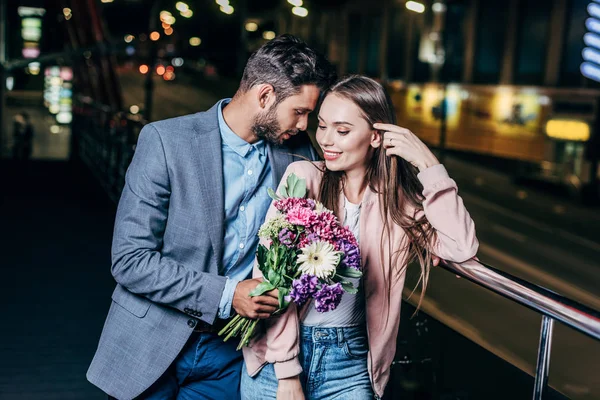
[187,319,197,328]
[247,170,253,176]
[240,205,245,212]
[239,243,245,249]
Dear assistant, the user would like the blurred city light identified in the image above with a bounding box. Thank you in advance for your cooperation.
[181,9,193,18]
[176,2,189,12]
[588,2,600,19]
[160,11,176,25]
[124,34,134,43]
[17,6,46,17]
[287,0,303,6]
[139,64,149,74]
[56,112,73,124]
[545,120,590,141]
[130,105,140,114]
[126,46,135,56]
[62,8,71,17]
[220,5,234,14]
[292,6,308,17]
[263,31,276,40]
[245,22,258,32]
[6,77,14,91]
[432,2,446,13]
[150,31,161,41]
[582,3,600,83]
[583,47,600,65]
[165,27,174,35]
[27,62,41,75]
[164,71,176,81]
[50,125,61,134]
[586,17,600,34]
[189,37,202,46]
[100,0,114,3]
[156,65,166,76]
[162,22,171,29]
[172,57,184,67]
[406,1,425,13]
[216,0,230,6]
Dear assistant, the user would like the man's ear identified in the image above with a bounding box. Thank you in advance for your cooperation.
[256,83,276,110]
[371,130,383,148]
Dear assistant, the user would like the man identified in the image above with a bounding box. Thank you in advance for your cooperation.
[87,34,336,400]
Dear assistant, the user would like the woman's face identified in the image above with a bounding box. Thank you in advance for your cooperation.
[316,94,381,175]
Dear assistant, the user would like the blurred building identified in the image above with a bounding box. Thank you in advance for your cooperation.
[275,0,599,201]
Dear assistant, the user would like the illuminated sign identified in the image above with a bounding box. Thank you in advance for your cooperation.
[581,1,600,81]
[545,120,590,141]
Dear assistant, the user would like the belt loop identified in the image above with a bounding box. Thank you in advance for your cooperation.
[337,327,344,346]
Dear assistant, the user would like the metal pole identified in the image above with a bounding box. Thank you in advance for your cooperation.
[532,316,554,400]
[237,0,248,78]
[439,82,447,163]
[0,0,7,157]
[144,0,159,122]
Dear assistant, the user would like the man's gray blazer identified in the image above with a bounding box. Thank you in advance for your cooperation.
[87,102,318,399]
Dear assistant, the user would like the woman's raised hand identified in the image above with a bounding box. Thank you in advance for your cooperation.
[374,123,440,172]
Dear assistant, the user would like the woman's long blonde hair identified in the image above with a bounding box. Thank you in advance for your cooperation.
[318,75,436,311]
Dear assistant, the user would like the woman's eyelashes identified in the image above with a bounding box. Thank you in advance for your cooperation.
[318,125,350,135]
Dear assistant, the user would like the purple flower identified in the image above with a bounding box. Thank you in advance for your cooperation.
[314,283,344,313]
[289,274,319,306]
[337,238,361,270]
[278,228,297,247]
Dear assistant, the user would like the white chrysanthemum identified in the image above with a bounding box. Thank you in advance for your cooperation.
[297,241,340,279]
[314,201,326,214]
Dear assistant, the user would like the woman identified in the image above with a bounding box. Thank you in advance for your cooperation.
[241,75,478,400]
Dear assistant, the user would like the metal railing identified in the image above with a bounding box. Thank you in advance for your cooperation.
[72,95,145,203]
[438,258,600,400]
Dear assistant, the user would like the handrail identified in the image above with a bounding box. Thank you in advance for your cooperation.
[439,258,600,399]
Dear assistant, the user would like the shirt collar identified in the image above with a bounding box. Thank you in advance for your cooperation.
[217,98,267,157]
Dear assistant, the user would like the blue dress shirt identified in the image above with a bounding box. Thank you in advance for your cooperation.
[217,99,273,319]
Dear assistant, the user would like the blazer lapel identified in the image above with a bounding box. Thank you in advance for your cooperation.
[267,144,293,187]
[192,105,224,262]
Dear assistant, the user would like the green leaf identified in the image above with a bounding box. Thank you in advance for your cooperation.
[336,267,363,279]
[285,173,307,198]
[278,287,290,309]
[279,184,289,198]
[267,268,281,287]
[249,281,275,297]
[290,178,307,198]
[267,187,280,201]
[341,282,358,294]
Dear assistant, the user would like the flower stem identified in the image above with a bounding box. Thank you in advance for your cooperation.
[218,314,242,337]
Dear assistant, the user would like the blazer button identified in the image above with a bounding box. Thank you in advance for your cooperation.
[187,319,197,328]
[184,308,190,313]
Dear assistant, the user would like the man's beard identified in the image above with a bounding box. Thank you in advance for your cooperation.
[251,105,297,146]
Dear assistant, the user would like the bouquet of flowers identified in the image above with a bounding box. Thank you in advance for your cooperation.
[218,173,362,350]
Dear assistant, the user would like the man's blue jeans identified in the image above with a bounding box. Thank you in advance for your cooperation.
[110,331,242,400]
[241,325,373,399]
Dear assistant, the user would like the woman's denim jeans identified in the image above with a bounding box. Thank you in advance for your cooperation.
[241,325,373,399]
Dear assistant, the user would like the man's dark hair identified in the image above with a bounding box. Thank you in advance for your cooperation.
[238,34,336,103]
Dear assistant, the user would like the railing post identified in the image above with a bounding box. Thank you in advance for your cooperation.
[532,316,554,400]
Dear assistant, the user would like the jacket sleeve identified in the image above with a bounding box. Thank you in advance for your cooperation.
[252,163,307,379]
[110,124,227,324]
[416,164,479,263]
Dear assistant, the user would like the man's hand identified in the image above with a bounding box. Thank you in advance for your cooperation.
[233,278,279,319]
[277,376,304,400]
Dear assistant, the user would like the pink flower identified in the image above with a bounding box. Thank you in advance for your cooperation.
[275,198,315,213]
[286,206,316,227]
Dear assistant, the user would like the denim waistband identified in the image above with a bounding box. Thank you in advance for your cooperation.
[300,324,367,344]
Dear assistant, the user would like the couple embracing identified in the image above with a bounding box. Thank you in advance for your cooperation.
[87,34,478,400]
